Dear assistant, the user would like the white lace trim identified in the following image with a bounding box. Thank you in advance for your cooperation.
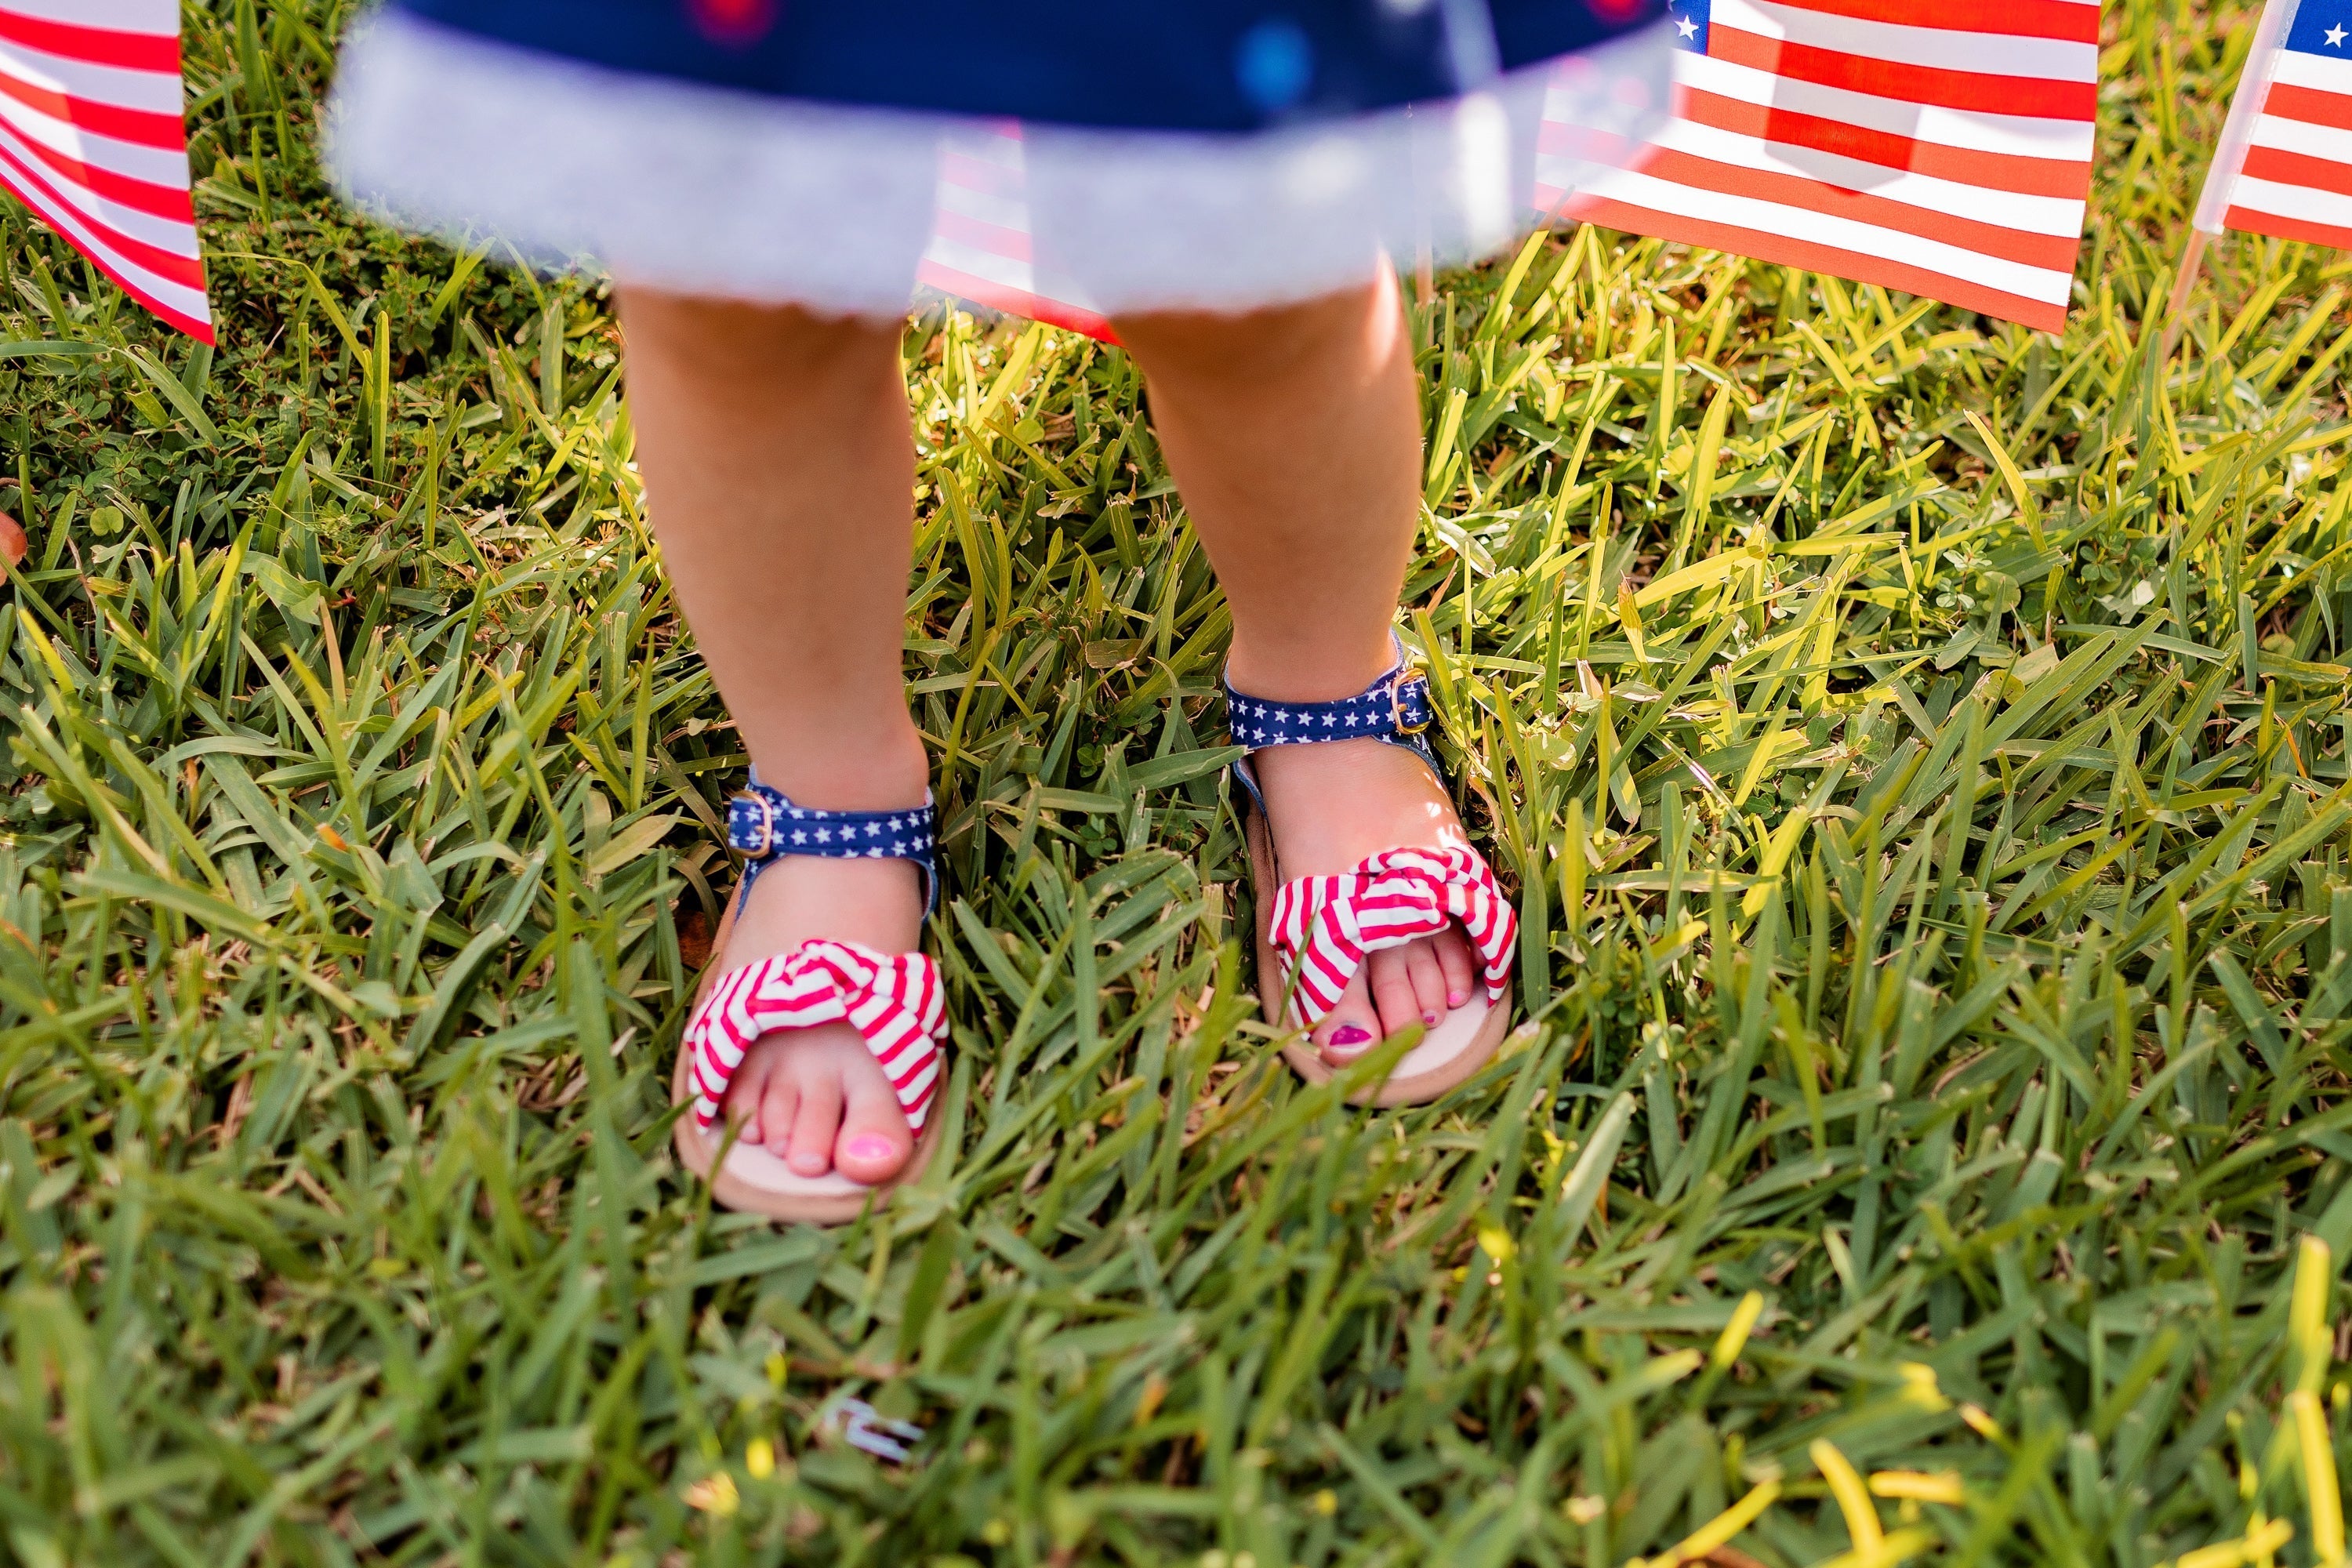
[328,12,1672,320]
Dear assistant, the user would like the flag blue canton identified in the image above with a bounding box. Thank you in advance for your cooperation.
[1664,0,1710,55]
[2288,0,2352,57]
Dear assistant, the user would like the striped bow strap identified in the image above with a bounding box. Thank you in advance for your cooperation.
[683,938,946,1134]
[1265,845,1517,1028]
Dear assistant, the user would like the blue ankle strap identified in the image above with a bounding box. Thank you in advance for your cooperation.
[727,771,938,915]
[1223,642,1443,814]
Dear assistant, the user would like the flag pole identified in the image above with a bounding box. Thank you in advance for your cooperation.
[2162,230,2208,356]
[2167,0,2304,356]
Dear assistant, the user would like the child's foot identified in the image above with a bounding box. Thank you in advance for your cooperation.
[716,850,927,1184]
[1249,736,1483,1065]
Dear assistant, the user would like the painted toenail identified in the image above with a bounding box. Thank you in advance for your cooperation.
[1329,1024,1374,1046]
[1448,991,1468,1007]
[845,1135,897,1163]
[1424,1011,1439,1025]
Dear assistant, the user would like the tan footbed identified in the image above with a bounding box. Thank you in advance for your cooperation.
[1245,806,1511,1107]
[669,891,939,1225]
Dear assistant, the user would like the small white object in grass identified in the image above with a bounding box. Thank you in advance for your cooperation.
[826,1398,924,1462]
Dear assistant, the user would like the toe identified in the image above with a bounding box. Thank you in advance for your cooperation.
[1403,938,1449,1023]
[784,1059,844,1177]
[757,1053,799,1157]
[724,1042,775,1148]
[833,1073,915,1186]
[1434,926,1479,1009]
[1368,948,1425,1039]
[1312,968,1382,1064]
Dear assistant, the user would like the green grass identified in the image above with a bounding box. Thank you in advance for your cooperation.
[2,2,2351,1563]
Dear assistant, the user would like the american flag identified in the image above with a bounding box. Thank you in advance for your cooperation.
[2190,0,2352,251]
[0,1,211,341]
[1552,0,2100,332]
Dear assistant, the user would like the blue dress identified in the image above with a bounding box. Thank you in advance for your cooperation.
[330,0,1676,321]
[390,0,1664,130]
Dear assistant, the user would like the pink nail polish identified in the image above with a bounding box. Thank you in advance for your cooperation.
[844,1134,897,1163]
[1424,1011,1439,1025]
[1328,1024,1374,1047]
[1447,991,1468,1007]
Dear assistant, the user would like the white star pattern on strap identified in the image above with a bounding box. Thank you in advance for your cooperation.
[1228,666,1441,761]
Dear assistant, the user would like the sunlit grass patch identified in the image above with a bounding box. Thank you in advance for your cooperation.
[0,1,2350,1563]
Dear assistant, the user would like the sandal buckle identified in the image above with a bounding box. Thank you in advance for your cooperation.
[734,792,776,858]
[1391,669,1432,735]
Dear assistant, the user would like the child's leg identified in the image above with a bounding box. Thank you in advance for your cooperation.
[1111,269,1481,1061]
[620,290,928,1183]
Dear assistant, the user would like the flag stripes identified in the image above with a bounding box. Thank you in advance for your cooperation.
[1668,89,2088,197]
[0,0,209,340]
[1555,0,2097,331]
[2217,34,2352,254]
[916,122,1116,342]
[1781,0,2096,42]
[0,11,182,73]
[1637,125,2087,248]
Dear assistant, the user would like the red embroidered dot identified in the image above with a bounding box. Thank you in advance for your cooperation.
[688,0,777,45]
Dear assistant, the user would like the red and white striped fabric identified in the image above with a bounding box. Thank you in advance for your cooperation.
[2187,0,2352,252]
[684,938,947,1134]
[1266,845,1517,1028]
[1550,0,2100,332]
[917,121,1115,342]
[0,1,210,340]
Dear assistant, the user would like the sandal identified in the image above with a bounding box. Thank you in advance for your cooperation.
[670,772,947,1224]
[1227,644,1518,1105]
